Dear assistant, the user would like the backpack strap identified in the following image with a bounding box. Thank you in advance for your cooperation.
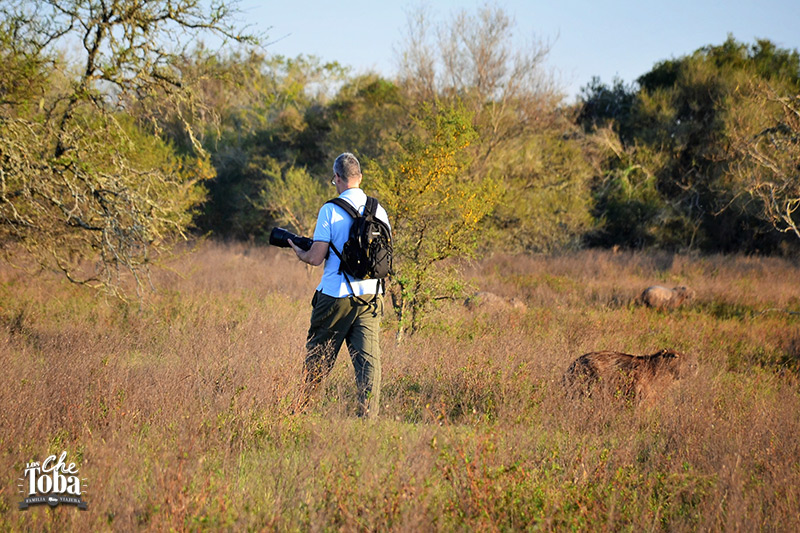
[326,196,380,219]
[323,197,358,262]
[364,196,378,219]
[325,197,360,219]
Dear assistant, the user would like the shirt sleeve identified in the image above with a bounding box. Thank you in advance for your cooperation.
[313,204,333,242]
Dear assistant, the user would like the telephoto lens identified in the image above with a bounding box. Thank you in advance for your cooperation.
[269,227,313,251]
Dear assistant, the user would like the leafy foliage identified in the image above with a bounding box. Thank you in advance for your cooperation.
[252,157,327,239]
[1,109,208,290]
[487,121,596,253]
[0,0,253,294]
[322,75,409,164]
[727,83,800,241]
[3,0,800,311]
[369,103,499,337]
[175,50,349,237]
[395,4,587,254]
[580,36,800,253]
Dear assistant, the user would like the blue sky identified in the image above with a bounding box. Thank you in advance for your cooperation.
[238,0,800,101]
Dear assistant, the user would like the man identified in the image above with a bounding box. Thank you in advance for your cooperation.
[288,152,390,418]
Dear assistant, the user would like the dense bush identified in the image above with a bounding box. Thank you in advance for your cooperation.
[580,37,800,253]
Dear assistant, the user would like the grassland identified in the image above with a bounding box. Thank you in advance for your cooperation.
[1,242,799,531]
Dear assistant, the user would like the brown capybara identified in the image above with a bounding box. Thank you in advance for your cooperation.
[562,349,698,402]
[639,285,695,309]
[464,291,527,312]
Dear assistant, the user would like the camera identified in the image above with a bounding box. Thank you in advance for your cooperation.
[269,227,313,251]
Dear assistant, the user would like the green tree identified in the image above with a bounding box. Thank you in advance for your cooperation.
[397,4,559,163]
[251,157,327,239]
[396,5,593,253]
[0,0,254,294]
[727,82,800,241]
[580,37,800,252]
[369,104,499,339]
[486,116,596,253]
[247,74,410,243]
[584,129,681,248]
[177,50,348,238]
[577,77,637,139]
[321,75,409,166]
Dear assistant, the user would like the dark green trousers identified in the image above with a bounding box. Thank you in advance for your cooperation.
[304,290,383,418]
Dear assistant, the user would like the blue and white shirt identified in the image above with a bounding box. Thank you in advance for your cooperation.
[313,188,391,297]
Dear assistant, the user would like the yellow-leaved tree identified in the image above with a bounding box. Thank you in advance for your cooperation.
[368,103,499,339]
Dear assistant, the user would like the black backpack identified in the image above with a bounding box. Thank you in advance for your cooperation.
[326,196,393,298]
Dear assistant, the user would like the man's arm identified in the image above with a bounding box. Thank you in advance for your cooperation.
[289,239,329,266]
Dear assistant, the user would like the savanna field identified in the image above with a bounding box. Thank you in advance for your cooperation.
[1,242,799,531]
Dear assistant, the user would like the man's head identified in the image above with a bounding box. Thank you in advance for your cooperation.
[333,153,362,191]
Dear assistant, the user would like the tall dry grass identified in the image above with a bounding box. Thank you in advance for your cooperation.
[1,242,799,531]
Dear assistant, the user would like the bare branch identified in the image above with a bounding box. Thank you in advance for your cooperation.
[1,1,255,295]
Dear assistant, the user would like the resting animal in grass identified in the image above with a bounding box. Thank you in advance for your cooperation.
[638,285,696,309]
[464,291,527,311]
[562,349,698,402]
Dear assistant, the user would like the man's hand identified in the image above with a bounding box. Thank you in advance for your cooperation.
[289,239,329,266]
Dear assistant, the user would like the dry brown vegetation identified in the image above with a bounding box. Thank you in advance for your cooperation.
[1,242,799,531]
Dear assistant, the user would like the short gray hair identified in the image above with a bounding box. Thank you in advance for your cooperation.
[333,152,361,182]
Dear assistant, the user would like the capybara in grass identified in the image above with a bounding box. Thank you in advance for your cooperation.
[639,285,695,309]
[563,349,698,402]
[464,291,527,312]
